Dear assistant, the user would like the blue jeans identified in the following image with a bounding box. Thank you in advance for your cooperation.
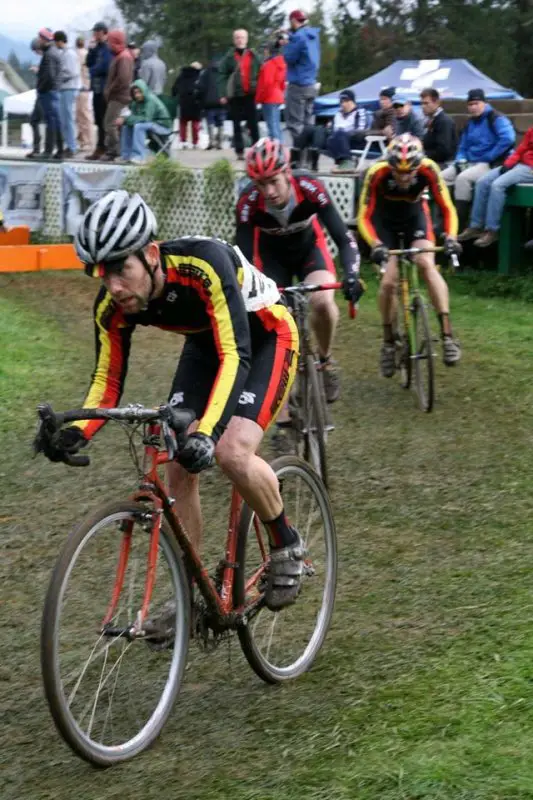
[470,163,533,231]
[262,103,282,141]
[38,90,61,150]
[59,89,78,152]
[207,108,226,128]
[326,129,353,162]
[121,121,172,160]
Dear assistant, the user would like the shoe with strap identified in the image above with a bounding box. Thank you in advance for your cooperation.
[442,335,461,366]
[319,356,341,403]
[265,531,305,611]
[380,342,396,378]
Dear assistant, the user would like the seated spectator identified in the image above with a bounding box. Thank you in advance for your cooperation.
[367,87,396,140]
[323,89,369,172]
[172,62,203,148]
[139,40,167,94]
[197,58,226,150]
[441,88,515,226]
[457,125,533,247]
[392,95,424,138]
[420,87,456,167]
[256,39,286,142]
[118,79,172,164]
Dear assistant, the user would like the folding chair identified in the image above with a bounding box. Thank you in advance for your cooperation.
[147,95,179,158]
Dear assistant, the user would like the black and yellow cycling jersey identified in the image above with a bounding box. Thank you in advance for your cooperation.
[80,236,298,443]
[357,157,458,248]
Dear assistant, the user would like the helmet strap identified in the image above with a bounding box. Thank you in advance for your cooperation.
[136,246,157,301]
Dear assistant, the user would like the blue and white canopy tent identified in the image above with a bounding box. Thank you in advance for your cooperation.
[314,59,521,118]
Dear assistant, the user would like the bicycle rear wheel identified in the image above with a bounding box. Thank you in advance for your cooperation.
[412,296,435,412]
[234,456,337,684]
[41,500,190,767]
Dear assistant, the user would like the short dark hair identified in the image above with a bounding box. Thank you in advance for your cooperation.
[420,87,439,102]
[54,30,67,43]
[93,21,108,33]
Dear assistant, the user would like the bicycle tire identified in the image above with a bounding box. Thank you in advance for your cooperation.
[303,355,328,487]
[412,296,435,412]
[41,500,190,767]
[234,456,337,684]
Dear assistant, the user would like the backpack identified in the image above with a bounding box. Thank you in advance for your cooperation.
[486,109,516,166]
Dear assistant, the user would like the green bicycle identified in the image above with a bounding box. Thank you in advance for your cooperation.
[381,244,459,413]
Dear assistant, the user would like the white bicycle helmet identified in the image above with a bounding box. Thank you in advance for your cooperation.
[75,190,157,268]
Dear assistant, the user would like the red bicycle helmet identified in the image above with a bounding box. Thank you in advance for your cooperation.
[245,137,290,180]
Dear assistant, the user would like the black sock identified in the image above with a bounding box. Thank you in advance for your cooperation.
[262,510,298,548]
[438,313,453,338]
[383,324,394,344]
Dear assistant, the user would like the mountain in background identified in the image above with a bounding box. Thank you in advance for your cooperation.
[0,34,35,64]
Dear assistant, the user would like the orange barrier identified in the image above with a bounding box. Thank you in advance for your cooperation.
[0,226,31,246]
[0,243,83,273]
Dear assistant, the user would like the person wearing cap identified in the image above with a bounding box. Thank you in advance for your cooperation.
[35,27,63,160]
[139,40,167,94]
[367,87,396,138]
[280,10,321,144]
[218,29,260,159]
[391,95,424,139]
[86,22,112,160]
[441,88,515,227]
[325,89,369,172]
[420,88,457,169]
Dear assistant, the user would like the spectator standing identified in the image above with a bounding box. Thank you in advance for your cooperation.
[197,58,225,149]
[86,22,112,160]
[441,88,515,226]
[54,31,81,158]
[256,40,286,142]
[325,89,369,172]
[75,37,93,152]
[139,40,167,94]
[218,29,260,159]
[36,27,62,160]
[26,38,52,159]
[420,88,456,168]
[102,30,134,161]
[282,9,320,144]
[457,126,533,247]
[129,43,141,81]
[118,79,172,164]
[172,61,203,147]
[391,95,424,138]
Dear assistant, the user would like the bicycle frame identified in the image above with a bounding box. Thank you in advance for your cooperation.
[104,422,267,633]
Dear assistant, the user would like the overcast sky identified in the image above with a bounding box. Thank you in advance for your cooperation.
[3,0,322,42]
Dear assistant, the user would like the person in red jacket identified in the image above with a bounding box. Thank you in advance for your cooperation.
[458,127,533,247]
[256,40,286,141]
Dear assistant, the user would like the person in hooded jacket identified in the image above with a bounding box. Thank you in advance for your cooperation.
[86,22,112,160]
[102,30,134,161]
[172,62,203,147]
[117,79,172,163]
[139,40,167,94]
[280,10,320,144]
[197,59,226,149]
[256,40,286,142]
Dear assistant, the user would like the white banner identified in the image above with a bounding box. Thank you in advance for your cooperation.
[63,166,126,237]
[0,163,47,229]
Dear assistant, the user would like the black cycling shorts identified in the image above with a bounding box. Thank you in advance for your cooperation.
[371,200,435,250]
[253,231,336,288]
[168,304,298,441]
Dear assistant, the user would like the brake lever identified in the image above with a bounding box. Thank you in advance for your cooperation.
[161,419,177,460]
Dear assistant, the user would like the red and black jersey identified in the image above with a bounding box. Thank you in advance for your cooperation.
[235,170,360,281]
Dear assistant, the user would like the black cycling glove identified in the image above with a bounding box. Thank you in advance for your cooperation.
[35,425,87,464]
[370,244,390,266]
[343,274,366,303]
[178,433,215,474]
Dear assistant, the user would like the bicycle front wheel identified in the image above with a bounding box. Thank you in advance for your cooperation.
[412,296,435,412]
[234,456,337,683]
[301,355,328,486]
[41,500,190,767]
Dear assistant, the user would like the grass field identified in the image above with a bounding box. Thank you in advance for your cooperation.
[1,269,533,800]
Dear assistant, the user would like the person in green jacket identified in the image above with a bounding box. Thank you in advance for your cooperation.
[218,29,260,158]
[118,79,172,163]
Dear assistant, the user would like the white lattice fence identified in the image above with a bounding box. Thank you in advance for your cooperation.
[35,162,355,249]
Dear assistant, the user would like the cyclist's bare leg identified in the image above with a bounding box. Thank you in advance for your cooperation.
[216,416,283,521]
[305,269,339,359]
[412,239,452,334]
[378,255,399,339]
[166,420,203,551]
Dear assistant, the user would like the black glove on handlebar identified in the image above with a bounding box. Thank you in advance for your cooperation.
[177,432,215,474]
[442,235,462,257]
[35,425,87,464]
[370,245,390,266]
[343,274,365,303]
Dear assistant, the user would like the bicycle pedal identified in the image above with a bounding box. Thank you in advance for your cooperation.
[324,423,335,433]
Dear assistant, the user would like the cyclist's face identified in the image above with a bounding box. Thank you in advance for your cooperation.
[103,254,151,312]
[392,169,417,189]
[254,172,291,207]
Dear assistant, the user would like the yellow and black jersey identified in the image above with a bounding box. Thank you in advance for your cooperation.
[79,236,282,442]
[357,157,458,247]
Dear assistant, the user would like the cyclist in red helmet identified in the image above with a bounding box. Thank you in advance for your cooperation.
[358,133,462,376]
[237,137,364,430]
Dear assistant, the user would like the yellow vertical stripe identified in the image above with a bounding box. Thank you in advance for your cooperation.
[357,162,388,246]
[78,293,114,434]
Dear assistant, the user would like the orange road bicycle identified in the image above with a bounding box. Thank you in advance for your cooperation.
[36,402,336,767]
